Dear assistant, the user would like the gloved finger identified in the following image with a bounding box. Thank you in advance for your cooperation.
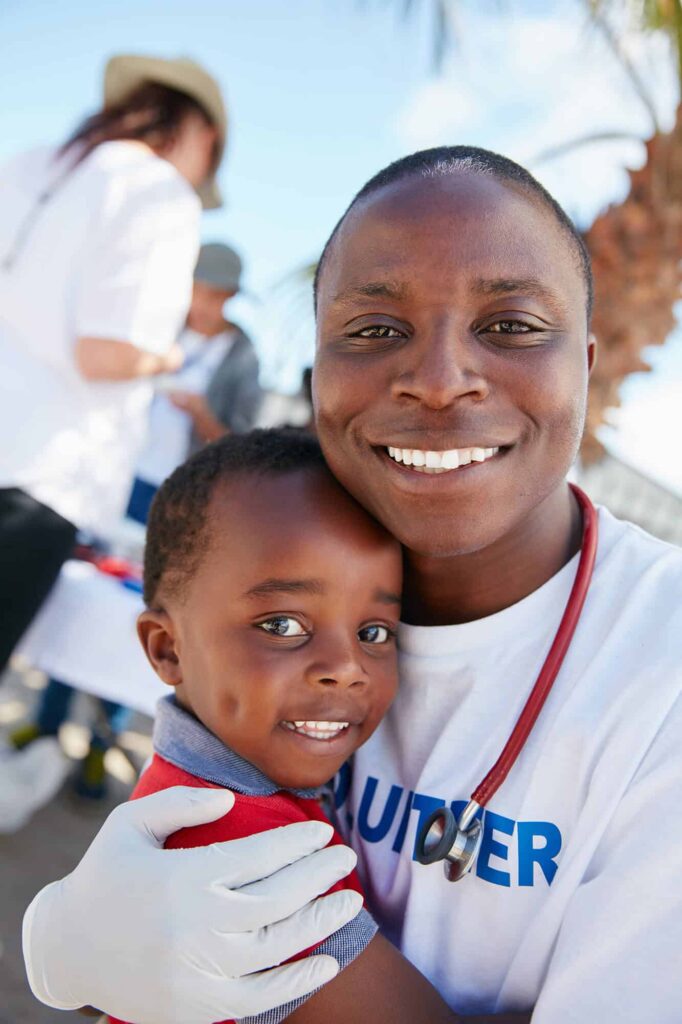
[225,955,340,1019]
[221,889,363,974]
[228,844,358,930]
[123,786,236,846]
[176,820,337,890]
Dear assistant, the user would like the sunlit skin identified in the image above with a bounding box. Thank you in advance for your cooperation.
[161,110,218,190]
[186,279,235,338]
[137,467,402,790]
[314,172,595,626]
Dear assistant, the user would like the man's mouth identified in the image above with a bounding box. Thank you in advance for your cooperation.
[281,720,350,741]
[385,445,500,474]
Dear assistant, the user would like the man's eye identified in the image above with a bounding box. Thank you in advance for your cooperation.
[258,617,307,638]
[354,325,403,339]
[358,624,392,644]
[486,320,532,334]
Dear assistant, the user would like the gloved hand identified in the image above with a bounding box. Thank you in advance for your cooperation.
[23,786,361,1023]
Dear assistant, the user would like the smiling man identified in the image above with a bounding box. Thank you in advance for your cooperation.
[23,148,682,1024]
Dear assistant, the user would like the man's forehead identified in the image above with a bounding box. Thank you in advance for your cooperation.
[320,184,582,311]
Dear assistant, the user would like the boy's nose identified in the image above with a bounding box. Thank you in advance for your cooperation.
[305,637,368,689]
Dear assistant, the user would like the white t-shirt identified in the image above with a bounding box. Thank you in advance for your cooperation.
[339,507,682,1022]
[135,327,233,486]
[0,142,200,532]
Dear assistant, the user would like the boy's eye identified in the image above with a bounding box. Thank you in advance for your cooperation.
[358,624,392,644]
[258,616,307,638]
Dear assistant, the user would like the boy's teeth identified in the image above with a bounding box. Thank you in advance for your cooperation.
[386,446,499,473]
[283,720,350,740]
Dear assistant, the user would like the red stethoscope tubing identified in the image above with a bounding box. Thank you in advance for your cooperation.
[471,483,598,810]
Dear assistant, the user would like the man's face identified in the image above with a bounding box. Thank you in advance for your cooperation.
[186,280,234,337]
[143,469,401,790]
[314,173,592,558]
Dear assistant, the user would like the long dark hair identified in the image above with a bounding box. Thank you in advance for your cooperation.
[2,81,218,272]
[60,81,217,167]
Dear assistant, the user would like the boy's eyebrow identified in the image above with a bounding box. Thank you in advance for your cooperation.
[244,578,326,599]
[243,580,402,605]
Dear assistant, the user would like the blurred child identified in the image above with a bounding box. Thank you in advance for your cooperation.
[129,240,262,523]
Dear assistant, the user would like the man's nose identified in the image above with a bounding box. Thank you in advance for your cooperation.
[392,325,489,410]
[304,634,368,689]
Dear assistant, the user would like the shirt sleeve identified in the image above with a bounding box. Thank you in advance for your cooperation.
[74,173,200,354]
[531,692,682,1024]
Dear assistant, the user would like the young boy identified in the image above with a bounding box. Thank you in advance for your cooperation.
[110,428,455,1024]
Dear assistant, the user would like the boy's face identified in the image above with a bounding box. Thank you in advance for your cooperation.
[314,172,593,559]
[140,468,402,789]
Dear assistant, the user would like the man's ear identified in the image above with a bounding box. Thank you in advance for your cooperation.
[587,331,597,375]
[137,609,182,687]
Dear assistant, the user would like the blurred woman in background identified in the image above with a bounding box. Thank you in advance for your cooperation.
[0,54,227,677]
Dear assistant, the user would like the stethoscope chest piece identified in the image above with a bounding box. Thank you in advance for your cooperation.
[415,803,483,882]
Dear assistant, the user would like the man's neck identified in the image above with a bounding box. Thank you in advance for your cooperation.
[401,483,582,626]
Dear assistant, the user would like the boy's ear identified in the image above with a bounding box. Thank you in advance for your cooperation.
[137,609,183,687]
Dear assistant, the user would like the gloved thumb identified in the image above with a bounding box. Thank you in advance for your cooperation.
[126,786,235,845]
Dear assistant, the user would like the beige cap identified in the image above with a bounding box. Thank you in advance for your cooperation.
[104,54,227,209]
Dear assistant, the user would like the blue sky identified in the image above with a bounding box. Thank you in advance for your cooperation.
[2,0,680,491]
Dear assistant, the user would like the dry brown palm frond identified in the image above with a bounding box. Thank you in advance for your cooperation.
[581,103,682,461]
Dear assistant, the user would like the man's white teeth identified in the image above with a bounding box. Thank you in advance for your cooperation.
[282,720,350,740]
[386,446,499,473]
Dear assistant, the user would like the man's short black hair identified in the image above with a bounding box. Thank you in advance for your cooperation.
[144,428,325,607]
[313,145,593,321]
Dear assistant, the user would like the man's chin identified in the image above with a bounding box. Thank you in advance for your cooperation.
[378,512,502,560]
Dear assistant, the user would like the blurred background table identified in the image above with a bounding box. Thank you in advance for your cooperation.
[17,559,166,717]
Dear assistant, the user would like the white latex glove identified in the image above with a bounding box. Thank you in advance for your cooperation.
[23,786,361,1023]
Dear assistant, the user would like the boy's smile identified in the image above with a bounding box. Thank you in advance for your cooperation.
[139,466,402,789]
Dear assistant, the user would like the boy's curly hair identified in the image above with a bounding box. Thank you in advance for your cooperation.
[144,428,325,607]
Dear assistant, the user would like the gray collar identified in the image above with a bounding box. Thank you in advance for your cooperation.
[153,695,322,798]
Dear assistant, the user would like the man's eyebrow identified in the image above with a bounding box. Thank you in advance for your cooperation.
[332,281,410,304]
[373,588,402,606]
[473,277,562,305]
[244,578,326,599]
